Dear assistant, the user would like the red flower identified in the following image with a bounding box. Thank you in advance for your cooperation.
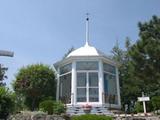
[82,104,92,109]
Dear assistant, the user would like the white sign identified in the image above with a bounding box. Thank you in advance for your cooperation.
[138,97,150,102]
[138,92,150,114]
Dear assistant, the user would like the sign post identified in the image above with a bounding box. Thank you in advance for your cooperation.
[138,92,150,114]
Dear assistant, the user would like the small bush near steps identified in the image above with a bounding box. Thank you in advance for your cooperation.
[39,100,66,115]
[71,114,113,120]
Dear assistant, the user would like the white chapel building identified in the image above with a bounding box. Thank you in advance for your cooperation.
[54,17,121,114]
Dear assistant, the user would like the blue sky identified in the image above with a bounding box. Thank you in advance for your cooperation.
[0,0,160,88]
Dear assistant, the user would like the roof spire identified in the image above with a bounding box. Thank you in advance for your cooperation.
[85,13,89,46]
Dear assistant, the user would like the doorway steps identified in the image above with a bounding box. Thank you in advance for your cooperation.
[66,105,113,116]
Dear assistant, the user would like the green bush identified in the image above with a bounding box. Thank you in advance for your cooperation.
[151,96,160,111]
[39,100,65,115]
[53,101,66,115]
[134,102,143,113]
[39,100,54,115]
[71,114,113,120]
[0,87,14,119]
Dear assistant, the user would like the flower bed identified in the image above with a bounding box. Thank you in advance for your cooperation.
[82,104,92,114]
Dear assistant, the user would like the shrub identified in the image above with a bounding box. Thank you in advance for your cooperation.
[151,96,160,111]
[39,100,65,115]
[134,102,143,113]
[53,101,66,114]
[39,100,54,115]
[71,114,113,120]
[0,87,14,119]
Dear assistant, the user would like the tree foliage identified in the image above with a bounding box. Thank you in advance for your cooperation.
[151,96,160,111]
[0,87,14,119]
[63,47,75,59]
[13,64,56,111]
[112,38,140,111]
[0,64,8,86]
[129,16,160,96]
[111,16,160,112]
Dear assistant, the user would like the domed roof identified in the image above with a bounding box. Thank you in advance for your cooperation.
[67,44,106,58]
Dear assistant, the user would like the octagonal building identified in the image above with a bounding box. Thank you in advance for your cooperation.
[54,17,121,114]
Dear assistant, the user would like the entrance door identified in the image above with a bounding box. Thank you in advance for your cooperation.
[76,72,99,103]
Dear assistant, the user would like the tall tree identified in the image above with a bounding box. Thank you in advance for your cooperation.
[13,64,56,111]
[0,64,8,86]
[63,47,75,59]
[112,38,141,111]
[129,16,160,96]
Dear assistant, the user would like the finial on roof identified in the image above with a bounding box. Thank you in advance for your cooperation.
[85,13,89,47]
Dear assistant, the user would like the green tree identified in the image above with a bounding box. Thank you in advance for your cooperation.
[0,87,14,119]
[112,38,141,112]
[129,16,160,96]
[151,96,160,112]
[63,46,74,59]
[0,64,8,86]
[13,64,56,111]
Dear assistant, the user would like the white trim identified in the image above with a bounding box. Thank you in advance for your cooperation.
[86,72,89,102]
[55,56,118,70]
[59,71,72,77]
[76,71,100,104]
[103,71,116,76]
[116,67,121,107]
[71,61,76,105]
[56,68,60,101]
[99,60,104,104]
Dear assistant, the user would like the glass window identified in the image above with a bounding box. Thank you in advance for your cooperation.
[103,73,118,104]
[77,73,86,87]
[89,88,99,102]
[76,61,98,70]
[77,88,86,102]
[104,73,108,94]
[59,73,71,103]
[103,63,116,74]
[89,72,98,87]
[60,63,72,74]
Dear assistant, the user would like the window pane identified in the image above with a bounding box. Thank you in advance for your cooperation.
[103,73,118,104]
[77,88,86,102]
[89,72,98,87]
[76,61,98,70]
[104,73,108,94]
[103,63,116,74]
[89,88,99,102]
[60,63,72,74]
[59,73,71,103]
[77,73,86,87]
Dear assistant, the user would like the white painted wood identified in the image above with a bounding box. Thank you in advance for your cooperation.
[138,97,150,101]
[56,68,60,101]
[99,60,104,104]
[138,92,150,114]
[71,61,76,105]
[116,67,121,107]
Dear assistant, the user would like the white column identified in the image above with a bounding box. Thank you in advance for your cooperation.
[86,73,89,103]
[116,67,121,107]
[71,61,76,105]
[56,68,60,101]
[99,60,104,104]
